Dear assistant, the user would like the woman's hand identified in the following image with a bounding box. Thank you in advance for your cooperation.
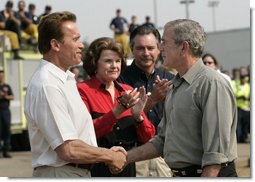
[117,88,140,109]
[131,86,147,120]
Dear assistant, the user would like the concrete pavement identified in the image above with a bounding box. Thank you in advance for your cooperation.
[0,143,251,178]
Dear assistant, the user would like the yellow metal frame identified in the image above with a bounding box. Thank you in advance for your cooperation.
[3,51,42,134]
[10,60,27,133]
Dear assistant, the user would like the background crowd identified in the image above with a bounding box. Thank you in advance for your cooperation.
[0,0,52,59]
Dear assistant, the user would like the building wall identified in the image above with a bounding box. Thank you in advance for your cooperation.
[204,28,250,75]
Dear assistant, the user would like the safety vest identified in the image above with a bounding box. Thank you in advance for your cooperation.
[231,79,250,109]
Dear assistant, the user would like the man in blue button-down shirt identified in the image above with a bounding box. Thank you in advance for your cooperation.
[118,24,174,177]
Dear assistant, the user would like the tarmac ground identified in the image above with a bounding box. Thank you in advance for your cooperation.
[0,143,251,178]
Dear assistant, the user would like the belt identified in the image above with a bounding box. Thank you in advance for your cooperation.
[66,163,92,170]
[221,161,234,167]
[172,165,202,177]
[172,161,234,177]
[34,163,92,171]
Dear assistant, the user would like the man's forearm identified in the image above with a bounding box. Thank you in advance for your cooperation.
[127,142,160,164]
[201,164,221,177]
[55,139,125,165]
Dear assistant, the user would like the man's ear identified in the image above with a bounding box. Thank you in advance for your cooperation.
[50,39,60,51]
[180,41,189,55]
[179,45,184,56]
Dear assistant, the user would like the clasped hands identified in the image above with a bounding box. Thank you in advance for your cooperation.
[107,146,128,174]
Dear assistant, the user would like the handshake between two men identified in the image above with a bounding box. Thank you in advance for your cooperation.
[107,146,128,174]
[107,142,159,174]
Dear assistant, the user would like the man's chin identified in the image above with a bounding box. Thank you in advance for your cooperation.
[74,59,82,65]
[143,62,154,67]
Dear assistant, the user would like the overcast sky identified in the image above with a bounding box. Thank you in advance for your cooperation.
[0,0,250,43]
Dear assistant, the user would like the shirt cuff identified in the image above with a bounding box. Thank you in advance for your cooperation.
[202,152,229,167]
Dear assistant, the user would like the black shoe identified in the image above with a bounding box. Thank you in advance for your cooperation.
[13,54,24,60]
[3,153,12,158]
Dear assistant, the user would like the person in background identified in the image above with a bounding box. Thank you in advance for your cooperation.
[70,66,88,83]
[118,24,174,177]
[0,0,22,42]
[232,68,240,81]
[117,19,238,177]
[70,66,81,83]
[24,11,126,177]
[126,15,139,57]
[128,15,139,35]
[202,53,232,84]
[39,5,52,21]
[109,9,129,54]
[0,13,23,60]
[0,69,14,158]
[142,16,155,28]
[17,0,38,46]
[28,3,39,25]
[77,75,84,83]
[231,67,250,143]
[239,66,249,83]
[0,0,23,59]
[222,70,231,78]
[77,37,155,177]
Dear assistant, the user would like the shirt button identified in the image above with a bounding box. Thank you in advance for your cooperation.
[119,141,122,145]
[116,126,120,130]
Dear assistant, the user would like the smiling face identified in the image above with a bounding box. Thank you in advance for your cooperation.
[58,21,84,70]
[132,33,160,71]
[95,50,122,83]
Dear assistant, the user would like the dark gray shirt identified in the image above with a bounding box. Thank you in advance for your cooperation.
[150,59,238,168]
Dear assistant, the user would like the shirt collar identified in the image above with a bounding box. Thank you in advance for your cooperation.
[172,74,183,88]
[40,59,75,83]
[130,60,155,77]
[182,59,204,85]
[90,76,124,92]
[89,76,102,89]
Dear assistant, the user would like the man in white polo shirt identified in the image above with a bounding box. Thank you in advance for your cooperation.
[24,11,126,177]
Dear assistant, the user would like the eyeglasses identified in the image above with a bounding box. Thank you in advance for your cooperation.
[203,61,214,65]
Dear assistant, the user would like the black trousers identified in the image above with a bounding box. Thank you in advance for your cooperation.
[172,161,237,177]
[237,108,250,143]
[218,161,238,177]
[0,109,11,153]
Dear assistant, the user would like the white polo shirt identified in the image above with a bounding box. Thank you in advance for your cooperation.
[24,60,97,168]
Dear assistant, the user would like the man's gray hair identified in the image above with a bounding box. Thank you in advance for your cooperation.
[164,19,206,57]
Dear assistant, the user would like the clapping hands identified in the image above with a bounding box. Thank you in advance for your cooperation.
[150,75,172,102]
[117,86,147,121]
[131,86,147,120]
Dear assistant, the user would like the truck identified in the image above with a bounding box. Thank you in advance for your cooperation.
[0,34,41,151]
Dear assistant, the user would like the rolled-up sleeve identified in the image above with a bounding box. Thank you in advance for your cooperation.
[201,79,237,167]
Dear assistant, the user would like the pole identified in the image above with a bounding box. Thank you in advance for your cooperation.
[153,0,158,28]
[180,0,195,19]
[208,1,219,31]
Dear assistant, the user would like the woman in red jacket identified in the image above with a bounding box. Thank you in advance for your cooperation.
[77,37,155,177]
